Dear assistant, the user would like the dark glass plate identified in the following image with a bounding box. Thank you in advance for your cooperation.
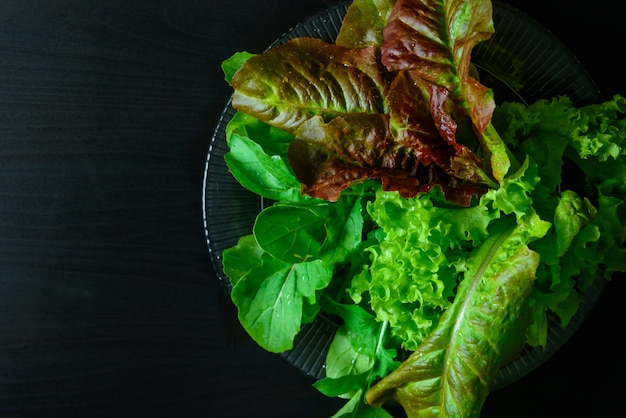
[203,0,604,390]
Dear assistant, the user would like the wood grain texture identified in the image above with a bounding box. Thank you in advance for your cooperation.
[0,1,624,417]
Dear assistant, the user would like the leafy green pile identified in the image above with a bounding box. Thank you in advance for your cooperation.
[218,0,626,416]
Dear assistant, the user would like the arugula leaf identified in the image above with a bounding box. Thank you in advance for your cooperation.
[222,51,255,84]
[254,204,329,263]
[315,372,371,398]
[222,182,370,353]
[227,111,294,157]
[321,387,395,418]
[321,299,381,379]
[314,299,400,418]
[225,132,308,202]
[321,189,369,264]
[224,234,333,352]
[326,327,376,381]
[253,186,368,265]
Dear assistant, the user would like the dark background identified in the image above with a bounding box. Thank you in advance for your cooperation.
[0,1,624,417]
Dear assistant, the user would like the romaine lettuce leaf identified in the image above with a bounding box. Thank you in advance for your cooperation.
[365,211,550,417]
[380,0,512,182]
[381,0,495,130]
[336,0,397,48]
[231,37,388,133]
[386,70,496,188]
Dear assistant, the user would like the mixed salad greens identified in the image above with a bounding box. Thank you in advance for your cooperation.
[217,0,626,416]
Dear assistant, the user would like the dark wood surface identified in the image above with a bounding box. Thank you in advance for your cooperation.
[0,1,624,417]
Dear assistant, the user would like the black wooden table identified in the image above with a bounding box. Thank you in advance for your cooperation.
[1,1,624,417]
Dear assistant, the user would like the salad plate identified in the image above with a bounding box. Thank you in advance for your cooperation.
[203,0,605,390]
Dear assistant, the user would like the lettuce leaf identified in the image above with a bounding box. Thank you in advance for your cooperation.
[381,0,511,181]
[336,0,397,48]
[381,0,495,130]
[349,186,498,351]
[227,0,510,206]
[492,95,626,338]
[231,37,387,133]
[365,211,550,417]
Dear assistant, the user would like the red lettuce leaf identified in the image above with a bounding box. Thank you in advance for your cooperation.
[285,62,493,204]
[231,37,388,133]
[336,0,397,48]
[288,137,486,206]
[386,70,496,187]
[229,0,504,206]
[380,0,495,131]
